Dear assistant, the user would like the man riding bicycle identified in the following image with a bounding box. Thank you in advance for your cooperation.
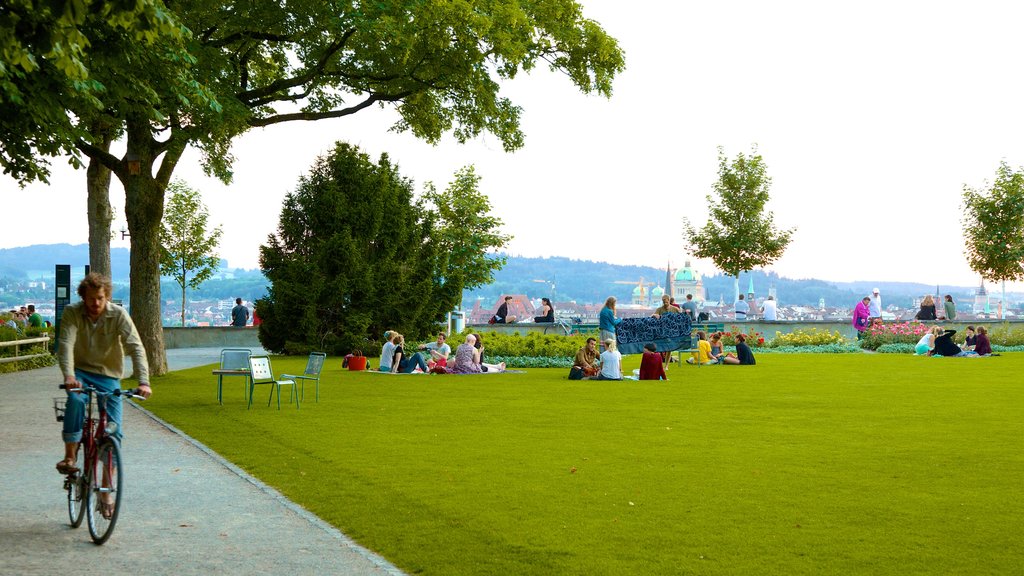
[57,273,151,483]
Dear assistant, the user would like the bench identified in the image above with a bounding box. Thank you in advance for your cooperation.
[677,323,726,366]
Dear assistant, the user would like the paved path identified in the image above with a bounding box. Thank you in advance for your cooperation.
[0,348,404,576]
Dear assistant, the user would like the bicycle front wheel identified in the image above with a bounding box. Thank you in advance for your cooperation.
[66,472,85,528]
[86,439,123,544]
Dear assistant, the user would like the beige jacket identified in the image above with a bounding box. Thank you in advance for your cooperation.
[58,301,149,384]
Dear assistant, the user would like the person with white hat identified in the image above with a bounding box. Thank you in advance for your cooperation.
[869,288,882,321]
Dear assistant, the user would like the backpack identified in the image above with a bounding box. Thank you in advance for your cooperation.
[568,366,585,380]
[697,311,709,322]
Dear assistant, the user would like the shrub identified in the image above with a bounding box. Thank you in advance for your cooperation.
[875,343,917,354]
[489,355,574,368]
[0,319,56,374]
[860,321,932,350]
[983,323,1024,347]
[460,331,596,358]
[768,327,845,348]
[716,326,767,347]
[756,344,862,354]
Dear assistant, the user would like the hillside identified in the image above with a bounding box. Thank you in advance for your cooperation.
[0,244,987,308]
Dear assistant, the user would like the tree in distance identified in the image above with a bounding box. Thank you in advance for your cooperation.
[683,145,795,303]
[962,161,1024,319]
[52,0,624,375]
[423,165,513,308]
[159,180,223,327]
[259,143,509,354]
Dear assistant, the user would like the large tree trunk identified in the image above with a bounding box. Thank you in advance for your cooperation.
[86,127,114,277]
[121,120,169,377]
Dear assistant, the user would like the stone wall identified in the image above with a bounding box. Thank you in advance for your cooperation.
[163,327,261,349]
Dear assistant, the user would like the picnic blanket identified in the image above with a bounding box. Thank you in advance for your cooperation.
[614,314,692,355]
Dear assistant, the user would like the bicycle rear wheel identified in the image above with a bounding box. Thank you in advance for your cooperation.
[86,439,123,544]
[66,472,86,528]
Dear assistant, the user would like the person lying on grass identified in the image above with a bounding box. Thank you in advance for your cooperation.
[639,343,667,380]
[721,333,756,365]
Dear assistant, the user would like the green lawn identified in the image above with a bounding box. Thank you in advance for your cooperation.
[145,354,1024,575]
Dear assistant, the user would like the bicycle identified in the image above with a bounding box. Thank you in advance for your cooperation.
[54,384,144,544]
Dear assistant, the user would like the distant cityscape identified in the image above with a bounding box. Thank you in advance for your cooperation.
[2,244,1021,326]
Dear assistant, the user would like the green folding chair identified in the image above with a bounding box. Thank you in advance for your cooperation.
[248,356,298,410]
[212,348,251,405]
[282,352,326,402]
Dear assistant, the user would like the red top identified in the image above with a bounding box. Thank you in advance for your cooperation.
[639,351,667,380]
[252,310,262,326]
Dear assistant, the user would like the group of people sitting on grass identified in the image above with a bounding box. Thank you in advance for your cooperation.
[378,330,506,374]
[914,325,995,357]
[570,330,756,381]
[686,331,757,366]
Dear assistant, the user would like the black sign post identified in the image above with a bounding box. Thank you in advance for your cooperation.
[54,265,71,351]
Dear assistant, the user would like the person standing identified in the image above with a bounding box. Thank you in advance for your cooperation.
[56,273,151,479]
[734,294,749,322]
[599,297,622,343]
[681,294,698,321]
[869,288,882,321]
[943,295,957,321]
[652,295,679,318]
[760,295,778,321]
[852,296,871,340]
[231,298,249,327]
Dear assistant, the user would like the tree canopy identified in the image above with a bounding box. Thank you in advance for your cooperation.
[0,0,187,183]
[683,146,795,300]
[962,161,1024,285]
[14,0,624,375]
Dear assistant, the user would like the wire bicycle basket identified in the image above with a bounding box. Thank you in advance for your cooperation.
[53,397,67,422]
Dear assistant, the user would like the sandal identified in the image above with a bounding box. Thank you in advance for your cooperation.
[56,459,79,475]
[100,499,115,519]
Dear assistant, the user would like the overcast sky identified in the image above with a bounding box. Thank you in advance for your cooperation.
[3,0,1024,292]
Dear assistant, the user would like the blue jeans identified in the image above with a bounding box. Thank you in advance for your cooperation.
[63,370,122,443]
[399,352,429,373]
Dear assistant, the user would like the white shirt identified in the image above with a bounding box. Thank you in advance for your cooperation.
[599,349,622,379]
[761,299,778,321]
[870,294,882,317]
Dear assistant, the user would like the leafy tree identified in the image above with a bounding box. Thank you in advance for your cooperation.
[962,161,1024,319]
[259,142,441,354]
[66,0,624,375]
[159,180,223,327]
[683,146,795,302]
[423,165,512,310]
[0,0,185,184]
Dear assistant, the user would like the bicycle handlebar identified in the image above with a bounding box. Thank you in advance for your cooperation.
[59,384,147,400]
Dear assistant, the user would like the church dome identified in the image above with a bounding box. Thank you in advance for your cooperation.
[632,285,643,296]
[651,286,665,298]
[674,261,699,282]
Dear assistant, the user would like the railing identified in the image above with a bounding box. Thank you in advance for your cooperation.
[0,335,52,366]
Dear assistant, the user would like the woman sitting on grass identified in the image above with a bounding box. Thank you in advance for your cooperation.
[931,328,964,357]
[639,343,667,380]
[687,330,714,365]
[722,333,756,365]
[471,333,506,372]
[962,326,976,352]
[708,332,725,364]
[390,333,430,373]
[974,326,993,356]
[596,339,622,380]
[450,334,482,374]
[915,326,942,356]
